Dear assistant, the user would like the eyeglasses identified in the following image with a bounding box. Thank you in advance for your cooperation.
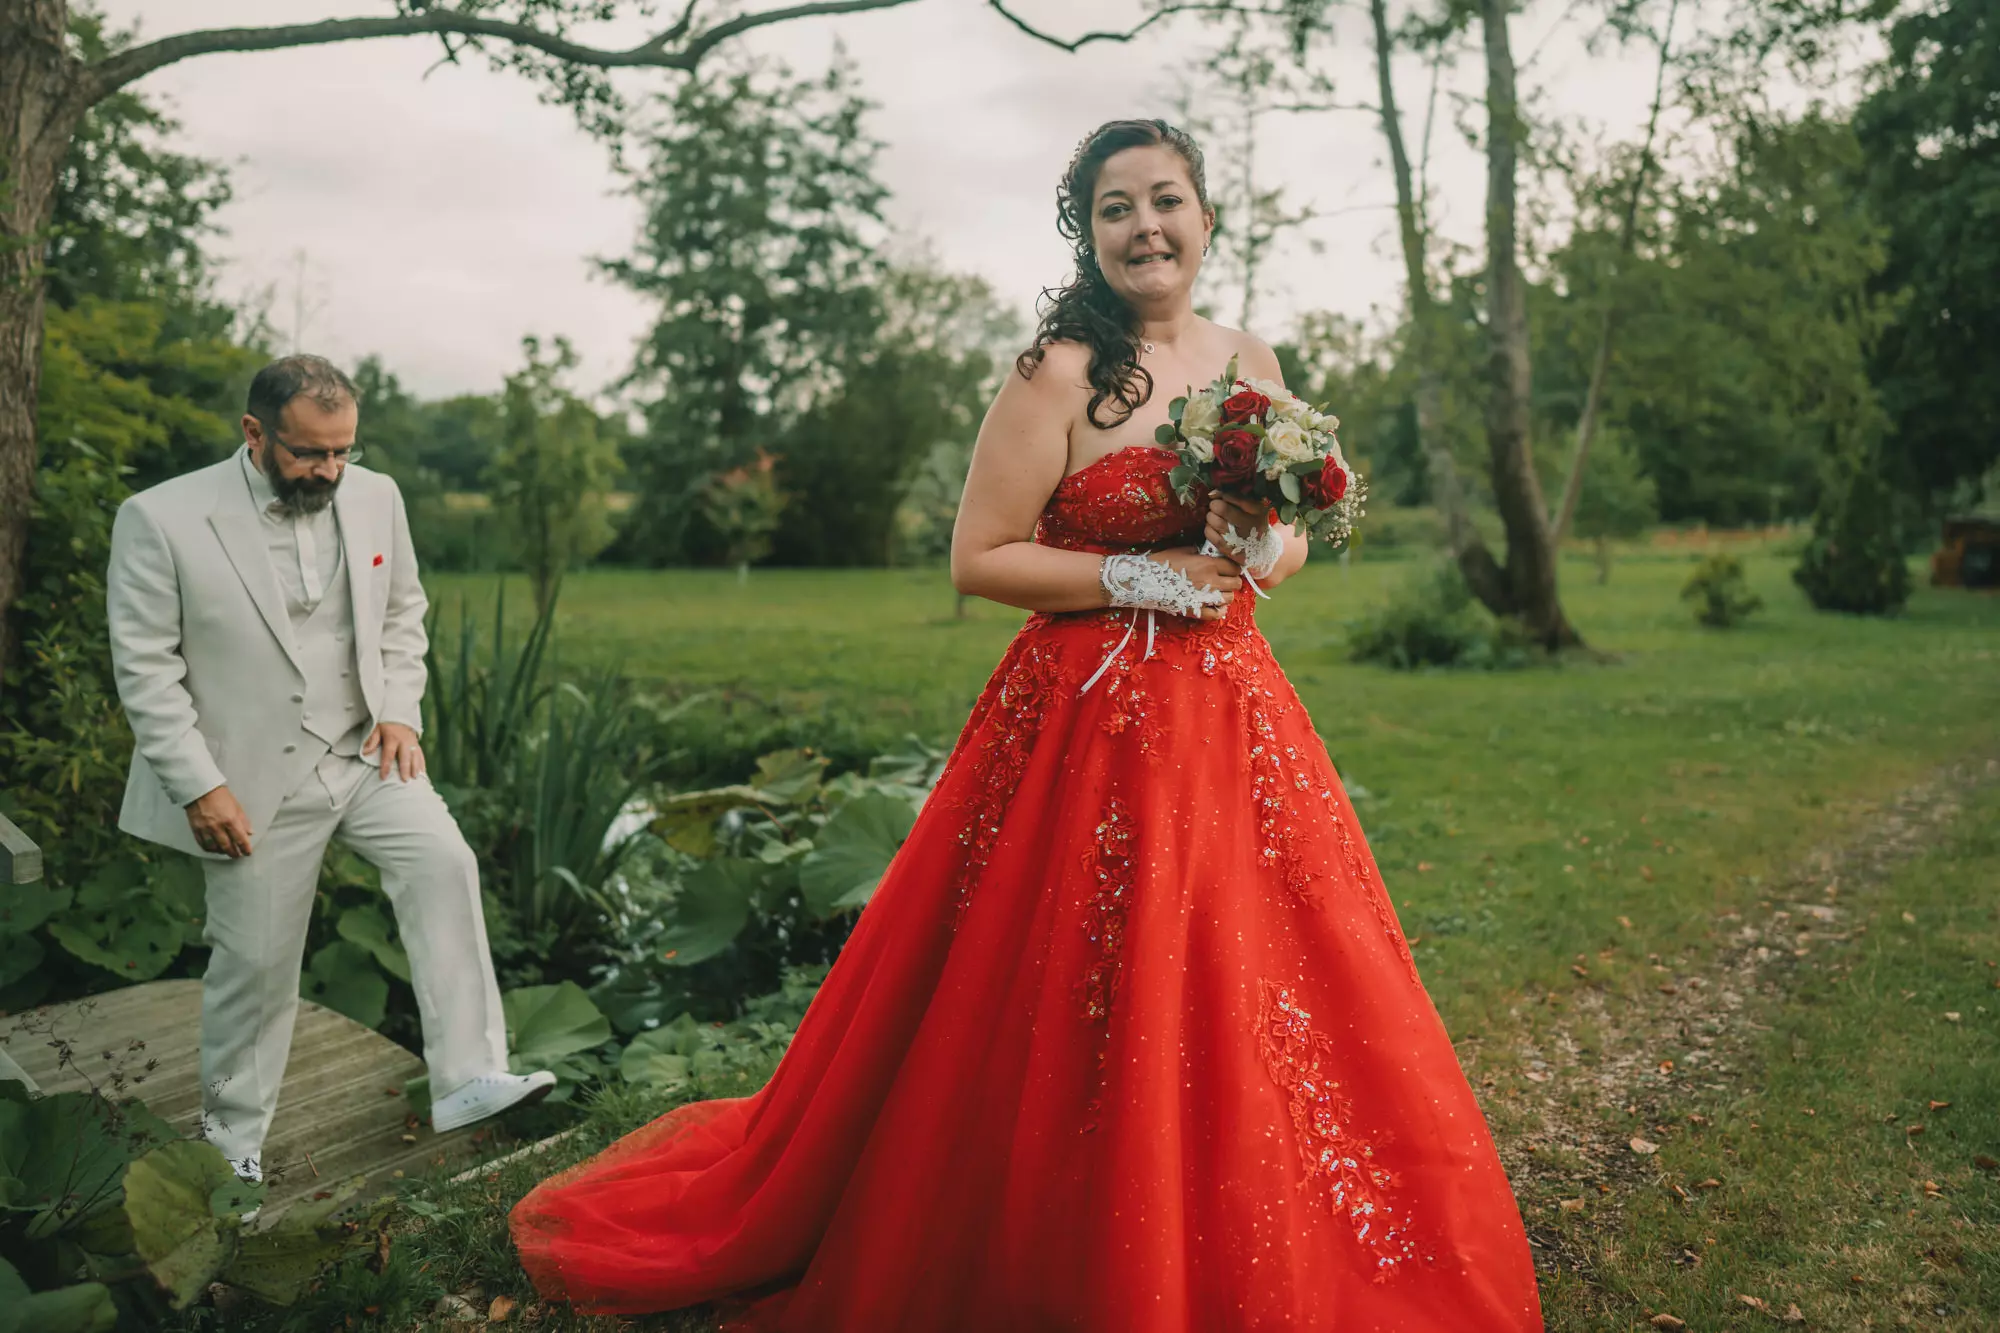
[268,431,363,467]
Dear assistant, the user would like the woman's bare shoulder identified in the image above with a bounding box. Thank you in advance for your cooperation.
[1203,320,1284,380]
[1016,338,1093,386]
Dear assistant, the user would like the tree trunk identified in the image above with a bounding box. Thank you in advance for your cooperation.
[1368,0,1511,614]
[1479,0,1578,649]
[1550,0,1678,546]
[0,0,89,692]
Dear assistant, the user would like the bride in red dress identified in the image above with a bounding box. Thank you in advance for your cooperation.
[512,118,1544,1331]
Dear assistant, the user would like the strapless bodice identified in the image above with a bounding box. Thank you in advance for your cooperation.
[1035,446,1207,555]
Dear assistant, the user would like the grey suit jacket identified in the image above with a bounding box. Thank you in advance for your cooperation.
[106,455,429,858]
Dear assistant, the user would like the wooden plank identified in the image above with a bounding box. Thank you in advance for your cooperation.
[0,980,510,1214]
[0,812,41,885]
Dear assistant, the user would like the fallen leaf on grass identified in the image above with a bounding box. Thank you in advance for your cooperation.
[1923,1180,1944,1199]
[1906,1124,1926,1138]
[1618,915,1633,929]
[1974,1154,1998,1171]
[1649,1316,1686,1330]
[1738,1294,1769,1312]
[488,1295,517,1324]
[1629,1137,1660,1155]
[1902,911,1916,923]
[1525,1070,1548,1083]
[1944,1011,1961,1023]
[1417,862,1434,872]
[1559,1197,1585,1213]
[1930,1100,1952,1111]
[1659,1059,1674,1073]
[1571,964,1590,979]
[1697,1177,1723,1189]
[1782,1304,1805,1324]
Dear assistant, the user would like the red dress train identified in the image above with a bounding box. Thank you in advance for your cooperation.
[510,447,1544,1331]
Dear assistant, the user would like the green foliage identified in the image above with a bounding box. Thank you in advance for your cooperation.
[42,856,205,983]
[0,1257,116,1333]
[1792,451,1914,615]
[1680,554,1765,628]
[0,1078,379,1320]
[698,453,786,576]
[1345,562,1534,670]
[1856,0,2000,506]
[769,259,1019,567]
[1569,428,1660,583]
[5,45,259,1009]
[46,12,233,316]
[503,981,614,1098]
[605,54,888,566]
[488,337,622,611]
[1554,114,1894,526]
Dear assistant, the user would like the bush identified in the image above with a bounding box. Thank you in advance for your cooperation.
[0,1071,386,1326]
[1792,455,1913,614]
[1681,554,1765,628]
[1345,562,1534,670]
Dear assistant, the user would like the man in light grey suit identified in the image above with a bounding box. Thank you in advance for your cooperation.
[107,355,553,1181]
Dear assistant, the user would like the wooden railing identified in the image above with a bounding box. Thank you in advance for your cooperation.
[0,810,39,885]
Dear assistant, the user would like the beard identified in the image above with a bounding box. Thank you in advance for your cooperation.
[262,449,342,515]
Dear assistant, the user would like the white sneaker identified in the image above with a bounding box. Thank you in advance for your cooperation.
[430,1070,558,1133]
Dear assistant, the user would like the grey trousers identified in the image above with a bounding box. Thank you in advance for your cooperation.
[198,753,508,1167]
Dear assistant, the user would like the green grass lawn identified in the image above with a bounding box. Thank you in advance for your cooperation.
[432,550,2000,1031]
[341,549,2000,1329]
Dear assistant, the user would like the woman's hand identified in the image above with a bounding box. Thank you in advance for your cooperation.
[1204,491,1271,555]
[1151,546,1243,621]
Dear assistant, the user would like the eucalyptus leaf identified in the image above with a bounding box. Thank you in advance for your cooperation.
[1279,471,1302,503]
[1154,422,1178,445]
[1168,394,1187,421]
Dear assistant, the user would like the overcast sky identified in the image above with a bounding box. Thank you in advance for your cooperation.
[101,1,1708,401]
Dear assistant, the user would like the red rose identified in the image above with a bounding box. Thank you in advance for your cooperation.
[1303,461,1349,508]
[1211,428,1259,488]
[1220,388,1271,425]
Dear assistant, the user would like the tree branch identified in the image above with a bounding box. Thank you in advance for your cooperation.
[82,0,922,98]
[984,1,1274,53]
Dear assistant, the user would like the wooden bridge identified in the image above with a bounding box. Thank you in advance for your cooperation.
[0,813,498,1214]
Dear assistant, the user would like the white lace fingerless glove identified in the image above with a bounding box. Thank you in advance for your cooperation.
[1101,553,1230,619]
[1219,522,1283,580]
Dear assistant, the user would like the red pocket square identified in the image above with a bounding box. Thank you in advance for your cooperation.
[372,553,384,567]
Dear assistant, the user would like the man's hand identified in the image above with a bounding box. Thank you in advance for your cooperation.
[362,722,425,782]
[187,786,254,858]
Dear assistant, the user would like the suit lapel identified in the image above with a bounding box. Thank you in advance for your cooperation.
[208,459,305,675]
[335,484,382,713]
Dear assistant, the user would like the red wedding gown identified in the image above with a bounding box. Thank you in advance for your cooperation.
[511,446,1545,1331]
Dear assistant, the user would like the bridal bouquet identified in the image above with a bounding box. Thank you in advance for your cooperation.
[1155,355,1366,548]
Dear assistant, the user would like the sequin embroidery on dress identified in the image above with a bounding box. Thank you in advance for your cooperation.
[1257,980,1431,1280]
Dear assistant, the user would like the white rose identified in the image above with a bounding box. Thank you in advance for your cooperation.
[1310,409,1341,435]
[1179,391,1222,440]
[1184,432,1214,463]
[1265,417,1314,463]
[1246,377,1308,418]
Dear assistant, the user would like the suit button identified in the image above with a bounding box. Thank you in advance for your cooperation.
[291,693,305,703]
[283,743,298,753]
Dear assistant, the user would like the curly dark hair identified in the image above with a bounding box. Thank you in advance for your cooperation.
[1015,118,1212,430]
